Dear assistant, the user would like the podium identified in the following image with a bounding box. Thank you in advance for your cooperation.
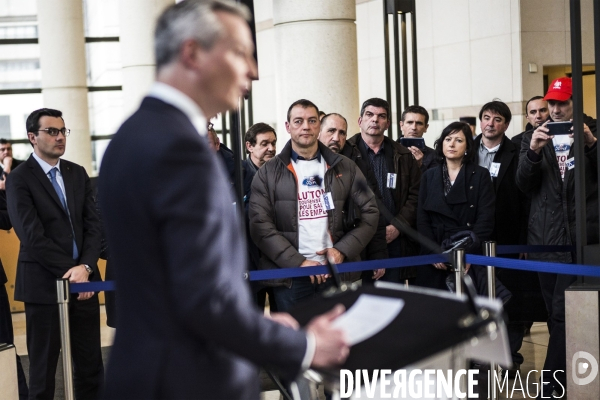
[289,279,510,399]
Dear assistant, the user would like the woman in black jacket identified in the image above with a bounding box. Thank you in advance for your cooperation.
[415,122,496,290]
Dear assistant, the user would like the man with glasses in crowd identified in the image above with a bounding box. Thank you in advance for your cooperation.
[6,108,103,400]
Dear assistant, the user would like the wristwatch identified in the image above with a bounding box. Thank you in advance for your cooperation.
[83,264,93,275]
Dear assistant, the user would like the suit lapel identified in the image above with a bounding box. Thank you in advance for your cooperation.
[26,155,68,215]
[422,166,458,221]
[493,137,514,190]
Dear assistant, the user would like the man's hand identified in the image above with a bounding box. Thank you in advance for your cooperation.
[385,225,400,243]
[62,265,94,300]
[408,146,424,167]
[306,304,349,368]
[2,156,13,174]
[316,247,345,265]
[581,122,597,147]
[372,269,385,280]
[266,312,300,329]
[300,259,324,284]
[433,262,447,270]
[0,175,5,190]
[530,121,552,154]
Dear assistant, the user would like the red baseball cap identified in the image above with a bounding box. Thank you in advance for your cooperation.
[544,77,572,101]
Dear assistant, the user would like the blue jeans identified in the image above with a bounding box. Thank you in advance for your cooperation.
[273,277,332,313]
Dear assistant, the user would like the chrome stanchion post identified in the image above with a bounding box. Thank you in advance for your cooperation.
[484,241,498,400]
[56,278,74,400]
[451,248,467,396]
[453,248,465,297]
[484,241,497,300]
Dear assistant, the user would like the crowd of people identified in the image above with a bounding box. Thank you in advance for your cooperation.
[234,76,597,398]
[0,1,597,399]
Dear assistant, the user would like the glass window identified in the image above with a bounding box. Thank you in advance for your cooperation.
[0,115,9,138]
[83,0,119,38]
[0,43,40,89]
[0,92,42,138]
[85,42,122,87]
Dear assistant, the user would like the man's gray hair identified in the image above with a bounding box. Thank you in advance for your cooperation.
[154,0,250,71]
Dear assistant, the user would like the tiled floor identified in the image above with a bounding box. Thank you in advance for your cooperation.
[12,308,550,399]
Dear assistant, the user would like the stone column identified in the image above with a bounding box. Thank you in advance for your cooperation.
[37,0,92,172]
[273,0,359,148]
[119,0,174,118]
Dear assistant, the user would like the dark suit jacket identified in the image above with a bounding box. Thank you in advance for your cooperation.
[340,141,388,262]
[474,135,525,245]
[474,135,546,320]
[6,156,101,304]
[98,97,307,399]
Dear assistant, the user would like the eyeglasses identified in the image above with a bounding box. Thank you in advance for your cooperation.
[38,128,71,137]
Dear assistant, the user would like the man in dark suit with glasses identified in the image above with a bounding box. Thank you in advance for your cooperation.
[6,108,103,400]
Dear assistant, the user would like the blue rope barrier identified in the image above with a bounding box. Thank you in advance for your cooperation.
[466,255,600,277]
[247,254,449,282]
[70,280,115,293]
[66,245,590,292]
[496,245,575,255]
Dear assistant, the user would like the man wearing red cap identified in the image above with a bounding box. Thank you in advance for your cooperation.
[516,77,598,397]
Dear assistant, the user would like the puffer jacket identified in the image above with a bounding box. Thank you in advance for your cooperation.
[249,141,379,286]
[516,114,598,263]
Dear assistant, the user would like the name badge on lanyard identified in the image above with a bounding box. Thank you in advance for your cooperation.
[320,192,335,211]
[489,162,501,178]
[566,157,575,170]
[387,173,397,189]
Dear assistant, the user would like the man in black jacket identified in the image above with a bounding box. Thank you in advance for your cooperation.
[99,3,349,398]
[242,123,277,308]
[516,77,598,397]
[347,98,421,283]
[319,112,386,282]
[475,100,542,377]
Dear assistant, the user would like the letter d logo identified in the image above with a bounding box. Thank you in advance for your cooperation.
[572,351,599,385]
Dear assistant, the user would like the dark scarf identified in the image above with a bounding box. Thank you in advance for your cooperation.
[442,162,463,196]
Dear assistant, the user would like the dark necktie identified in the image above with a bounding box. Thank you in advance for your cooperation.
[48,167,79,259]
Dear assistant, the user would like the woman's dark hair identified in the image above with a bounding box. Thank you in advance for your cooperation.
[434,121,476,164]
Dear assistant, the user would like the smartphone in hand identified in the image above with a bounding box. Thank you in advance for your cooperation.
[546,121,573,135]
[400,137,425,149]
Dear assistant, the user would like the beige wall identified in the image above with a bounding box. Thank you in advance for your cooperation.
[250,0,597,148]
[520,0,596,104]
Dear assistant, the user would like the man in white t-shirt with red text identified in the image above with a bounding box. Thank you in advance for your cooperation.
[249,99,379,312]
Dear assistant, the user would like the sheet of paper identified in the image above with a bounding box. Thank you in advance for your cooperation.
[331,294,405,345]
